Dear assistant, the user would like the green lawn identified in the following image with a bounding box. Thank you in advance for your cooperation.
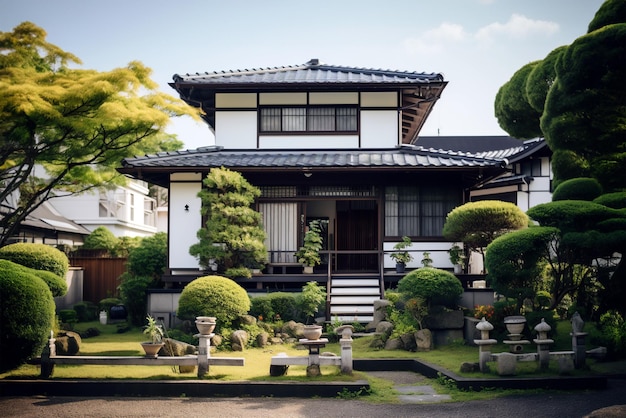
[0,319,619,403]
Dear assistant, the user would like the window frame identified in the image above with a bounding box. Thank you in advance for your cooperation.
[259,105,358,134]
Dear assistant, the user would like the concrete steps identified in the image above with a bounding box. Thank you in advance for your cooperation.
[329,276,382,323]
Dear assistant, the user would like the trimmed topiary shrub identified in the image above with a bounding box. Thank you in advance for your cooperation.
[397,267,463,309]
[177,275,251,332]
[127,232,168,282]
[81,226,119,255]
[593,191,626,209]
[7,262,67,297]
[0,260,56,373]
[0,242,69,278]
[552,177,603,201]
[250,295,274,322]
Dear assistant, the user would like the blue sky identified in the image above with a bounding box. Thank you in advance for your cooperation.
[2,0,605,150]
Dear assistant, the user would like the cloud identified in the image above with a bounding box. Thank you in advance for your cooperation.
[404,22,468,54]
[475,14,559,42]
[404,14,559,55]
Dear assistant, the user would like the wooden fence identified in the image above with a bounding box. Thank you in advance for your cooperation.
[69,257,127,304]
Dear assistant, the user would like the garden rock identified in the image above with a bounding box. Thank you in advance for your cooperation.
[400,332,416,351]
[423,309,464,330]
[211,334,223,347]
[460,362,480,373]
[282,320,304,338]
[162,338,196,356]
[366,299,390,331]
[384,337,403,350]
[256,331,269,347]
[375,321,394,337]
[231,330,249,351]
[415,329,432,351]
[55,331,81,355]
[238,314,257,326]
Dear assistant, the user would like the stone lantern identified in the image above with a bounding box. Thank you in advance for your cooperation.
[474,317,497,372]
[533,318,554,370]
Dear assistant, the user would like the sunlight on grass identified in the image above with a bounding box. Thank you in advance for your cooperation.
[0,318,616,404]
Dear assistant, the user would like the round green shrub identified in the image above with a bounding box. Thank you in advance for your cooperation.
[397,267,463,309]
[127,232,168,281]
[177,275,251,331]
[7,262,67,297]
[82,226,118,253]
[552,177,603,201]
[0,242,69,278]
[0,260,56,373]
[594,191,626,209]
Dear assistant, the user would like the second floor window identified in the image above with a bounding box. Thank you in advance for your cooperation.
[260,106,357,133]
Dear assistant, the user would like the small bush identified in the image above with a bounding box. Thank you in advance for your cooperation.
[99,298,123,317]
[0,242,69,278]
[268,292,299,321]
[250,296,274,321]
[58,309,78,325]
[595,310,626,359]
[177,275,251,332]
[397,267,463,309]
[552,177,603,201]
[119,273,151,326]
[0,260,56,373]
[297,281,326,324]
[73,301,98,322]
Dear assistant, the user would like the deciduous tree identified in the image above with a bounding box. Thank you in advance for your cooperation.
[0,22,196,245]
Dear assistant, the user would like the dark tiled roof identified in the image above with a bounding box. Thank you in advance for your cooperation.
[121,139,546,172]
[172,59,444,86]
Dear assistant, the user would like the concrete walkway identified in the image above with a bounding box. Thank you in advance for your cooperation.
[366,371,452,403]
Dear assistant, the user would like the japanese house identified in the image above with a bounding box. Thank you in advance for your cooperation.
[118,59,552,322]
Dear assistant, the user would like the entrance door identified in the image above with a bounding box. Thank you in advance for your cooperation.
[335,200,378,272]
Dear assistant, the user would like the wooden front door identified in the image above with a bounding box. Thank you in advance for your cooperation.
[335,200,378,272]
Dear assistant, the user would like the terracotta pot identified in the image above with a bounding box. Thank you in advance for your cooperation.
[140,342,164,357]
[195,317,217,335]
[302,325,323,340]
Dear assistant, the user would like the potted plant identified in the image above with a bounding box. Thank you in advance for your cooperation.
[295,220,323,273]
[140,315,165,357]
[390,236,413,273]
[448,244,465,274]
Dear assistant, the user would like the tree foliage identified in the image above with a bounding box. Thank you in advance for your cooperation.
[189,167,267,279]
[551,177,603,202]
[0,22,196,246]
[485,227,558,311]
[127,232,168,282]
[443,200,528,272]
[495,0,626,192]
[494,61,543,139]
[81,226,118,253]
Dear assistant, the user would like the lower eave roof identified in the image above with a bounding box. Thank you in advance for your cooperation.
[117,140,548,187]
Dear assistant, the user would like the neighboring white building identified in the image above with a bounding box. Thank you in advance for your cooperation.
[49,179,158,238]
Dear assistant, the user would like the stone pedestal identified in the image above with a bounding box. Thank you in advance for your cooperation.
[300,338,328,377]
[196,333,214,377]
[534,340,554,370]
[475,339,497,372]
[571,332,588,369]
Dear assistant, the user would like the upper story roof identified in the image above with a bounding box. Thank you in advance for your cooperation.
[119,137,547,188]
[170,59,447,144]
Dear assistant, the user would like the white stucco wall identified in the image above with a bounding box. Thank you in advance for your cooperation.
[169,175,202,269]
[214,111,258,148]
[360,110,399,148]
